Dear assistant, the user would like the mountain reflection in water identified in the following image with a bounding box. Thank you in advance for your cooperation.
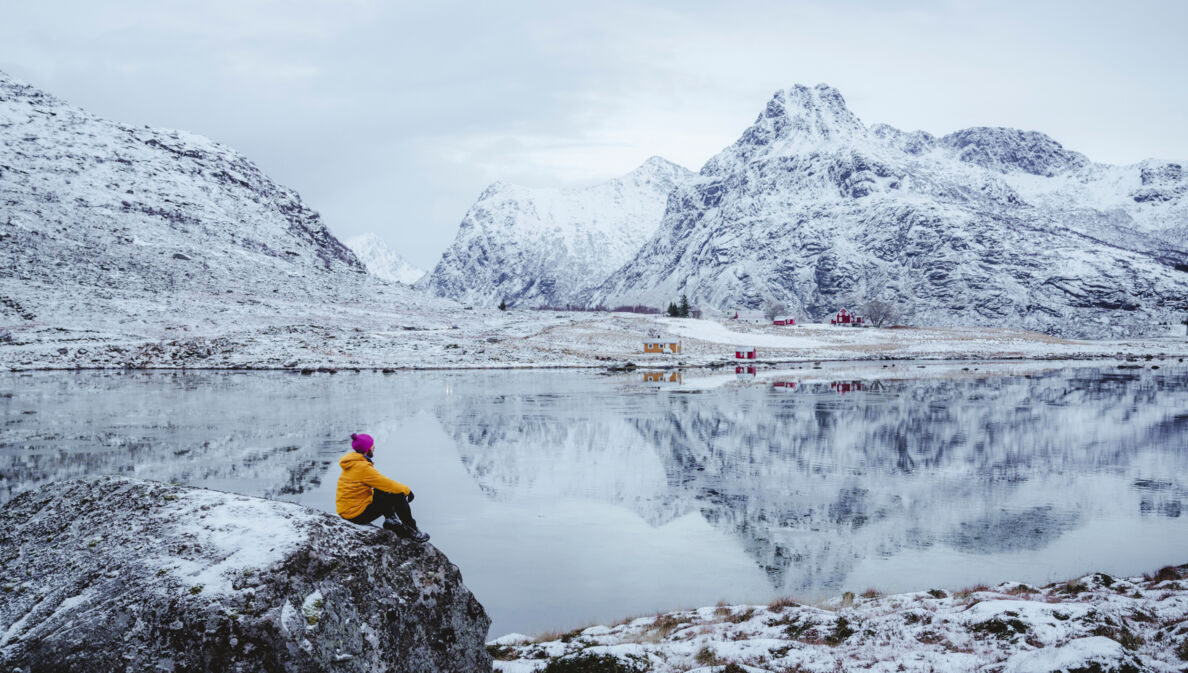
[2,363,1186,634]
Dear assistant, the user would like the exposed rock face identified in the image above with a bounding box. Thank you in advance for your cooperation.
[421,156,693,308]
[0,477,491,673]
[588,84,1188,337]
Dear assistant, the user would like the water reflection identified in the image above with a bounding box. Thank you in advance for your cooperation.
[2,364,1187,634]
[437,365,1188,597]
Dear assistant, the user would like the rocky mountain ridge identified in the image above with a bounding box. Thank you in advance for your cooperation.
[0,70,430,333]
[588,84,1188,337]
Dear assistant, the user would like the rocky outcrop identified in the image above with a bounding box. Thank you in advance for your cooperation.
[0,477,491,673]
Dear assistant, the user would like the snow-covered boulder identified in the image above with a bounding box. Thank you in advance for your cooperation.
[0,477,491,673]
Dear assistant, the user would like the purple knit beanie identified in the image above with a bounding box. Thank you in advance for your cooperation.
[350,433,374,453]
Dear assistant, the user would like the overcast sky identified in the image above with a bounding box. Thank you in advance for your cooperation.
[3,1,1186,269]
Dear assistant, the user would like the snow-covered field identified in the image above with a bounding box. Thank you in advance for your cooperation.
[489,565,1188,673]
[3,309,1186,371]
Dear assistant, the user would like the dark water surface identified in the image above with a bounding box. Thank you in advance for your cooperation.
[3,363,1187,636]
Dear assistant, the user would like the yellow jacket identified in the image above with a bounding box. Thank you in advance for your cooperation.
[335,451,411,519]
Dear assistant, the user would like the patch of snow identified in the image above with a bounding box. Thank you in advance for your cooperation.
[153,490,302,596]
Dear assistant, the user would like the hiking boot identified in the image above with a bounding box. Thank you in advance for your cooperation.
[383,520,430,543]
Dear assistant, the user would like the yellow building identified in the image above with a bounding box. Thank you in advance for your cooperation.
[642,340,682,354]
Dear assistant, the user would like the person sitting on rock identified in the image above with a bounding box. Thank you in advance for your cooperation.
[336,432,429,543]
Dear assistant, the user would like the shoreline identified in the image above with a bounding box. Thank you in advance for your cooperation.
[2,312,1186,372]
[488,564,1188,672]
[2,350,1184,374]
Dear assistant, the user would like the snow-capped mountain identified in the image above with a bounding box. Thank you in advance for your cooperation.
[345,233,425,284]
[421,156,693,308]
[588,84,1188,337]
[0,70,384,329]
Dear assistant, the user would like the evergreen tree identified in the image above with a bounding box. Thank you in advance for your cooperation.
[498,299,507,311]
[679,294,690,318]
[667,302,679,317]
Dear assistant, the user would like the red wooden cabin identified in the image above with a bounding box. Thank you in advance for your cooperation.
[830,309,864,326]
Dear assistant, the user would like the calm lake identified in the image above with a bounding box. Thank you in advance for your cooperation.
[3,362,1187,636]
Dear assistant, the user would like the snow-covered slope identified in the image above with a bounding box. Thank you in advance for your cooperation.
[345,233,425,284]
[421,156,693,308]
[589,84,1188,337]
[0,70,390,330]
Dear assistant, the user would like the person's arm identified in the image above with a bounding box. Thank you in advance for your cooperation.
[359,462,412,495]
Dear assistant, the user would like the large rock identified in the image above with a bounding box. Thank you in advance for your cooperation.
[0,477,491,673]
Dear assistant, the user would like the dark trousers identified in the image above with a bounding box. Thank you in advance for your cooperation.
[349,490,417,529]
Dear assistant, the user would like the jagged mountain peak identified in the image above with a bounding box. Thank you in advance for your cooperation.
[870,123,938,156]
[703,83,867,175]
[629,155,689,178]
[940,126,1089,177]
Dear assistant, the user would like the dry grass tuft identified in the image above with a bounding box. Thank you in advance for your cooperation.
[725,607,756,624]
[953,584,992,599]
[1145,566,1182,583]
[768,596,800,611]
[694,646,721,667]
[650,613,692,640]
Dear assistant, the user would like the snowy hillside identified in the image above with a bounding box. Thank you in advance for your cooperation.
[345,233,425,284]
[0,69,424,332]
[421,156,693,308]
[588,84,1188,337]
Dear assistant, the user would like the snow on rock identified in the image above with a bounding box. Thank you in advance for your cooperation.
[588,84,1188,338]
[1000,636,1140,673]
[345,233,426,284]
[421,156,693,308]
[489,567,1188,672]
[0,476,492,672]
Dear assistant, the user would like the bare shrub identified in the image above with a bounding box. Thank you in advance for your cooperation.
[860,299,898,327]
[860,300,897,327]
